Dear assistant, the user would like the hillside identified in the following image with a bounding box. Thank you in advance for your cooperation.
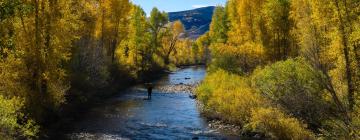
[168,6,215,39]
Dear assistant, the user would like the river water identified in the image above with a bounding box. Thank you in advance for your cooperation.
[60,66,241,140]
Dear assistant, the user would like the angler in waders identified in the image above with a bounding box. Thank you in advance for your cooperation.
[146,83,153,100]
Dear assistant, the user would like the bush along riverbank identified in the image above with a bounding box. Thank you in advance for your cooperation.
[195,59,318,139]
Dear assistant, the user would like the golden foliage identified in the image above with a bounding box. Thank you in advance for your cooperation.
[196,69,315,139]
[196,70,266,124]
[249,107,315,140]
[209,42,265,74]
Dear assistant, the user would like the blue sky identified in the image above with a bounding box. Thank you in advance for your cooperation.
[131,0,227,15]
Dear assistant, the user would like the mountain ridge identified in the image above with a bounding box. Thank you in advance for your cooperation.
[168,6,215,39]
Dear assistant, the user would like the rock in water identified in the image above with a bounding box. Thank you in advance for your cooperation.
[189,95,197,99]
[192,137,199,140]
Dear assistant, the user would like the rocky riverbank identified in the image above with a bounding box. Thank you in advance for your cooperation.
[207,120,242,135]
[158,82,198,94]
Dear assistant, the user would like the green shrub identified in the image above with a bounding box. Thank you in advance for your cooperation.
[251,58,331,128]
[196,69,316,139]
[318,108,360,139]
[0,95,39,139]
[249,107,315,140]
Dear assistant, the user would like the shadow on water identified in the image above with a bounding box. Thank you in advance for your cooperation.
[57,66,242,139]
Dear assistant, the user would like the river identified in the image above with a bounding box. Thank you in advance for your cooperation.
[57,66,241,139]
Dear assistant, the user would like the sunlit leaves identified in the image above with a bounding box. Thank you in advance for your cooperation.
[209,6,228,44]
[196,69,315,139]
[0,95,39,138]
[249,107,314,139]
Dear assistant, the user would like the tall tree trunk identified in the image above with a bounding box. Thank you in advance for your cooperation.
[34,0,43,94]
[310,24,351,125]
[111,18,120,63]
[164,37,178,65]
[355,42,360,69]
[334,0,355,112]
[343,0,360,70]
[101,4,105,48]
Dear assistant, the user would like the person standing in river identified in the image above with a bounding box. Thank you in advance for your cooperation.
[146,83,153,99]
